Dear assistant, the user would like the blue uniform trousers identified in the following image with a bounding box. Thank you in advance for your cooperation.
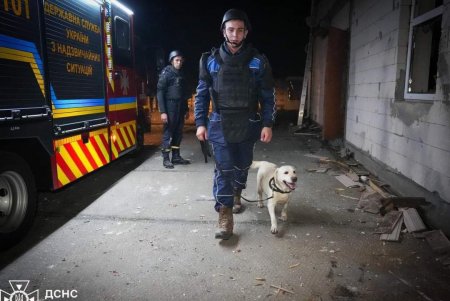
[207,112,261,212]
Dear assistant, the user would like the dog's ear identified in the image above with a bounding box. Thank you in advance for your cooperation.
[273,167,279,177]
[273,168,283,184]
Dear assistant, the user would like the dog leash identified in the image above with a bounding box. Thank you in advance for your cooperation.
[241,195,273,203]
[240,177,292,203]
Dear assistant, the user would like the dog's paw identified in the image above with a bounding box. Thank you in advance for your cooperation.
[280,214,287,222]
[258,202,264,208]
[270,226,278,234]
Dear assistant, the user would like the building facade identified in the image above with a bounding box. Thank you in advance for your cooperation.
[306,0,450,233]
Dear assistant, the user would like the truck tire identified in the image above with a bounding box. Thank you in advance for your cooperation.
[0,153,37,249]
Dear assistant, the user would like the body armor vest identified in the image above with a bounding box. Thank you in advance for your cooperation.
[212,46,258,112]
[208,46,260,143]
[164,67,184,100]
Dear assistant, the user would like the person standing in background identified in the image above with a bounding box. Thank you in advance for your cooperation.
[157,50,191,169]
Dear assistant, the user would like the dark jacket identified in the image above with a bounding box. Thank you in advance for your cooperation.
[157,65,189,113]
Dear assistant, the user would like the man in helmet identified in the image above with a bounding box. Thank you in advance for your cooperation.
[194,9,276,239]
[157,50,191,168]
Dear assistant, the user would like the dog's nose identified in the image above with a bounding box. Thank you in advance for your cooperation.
[292,177,298,183]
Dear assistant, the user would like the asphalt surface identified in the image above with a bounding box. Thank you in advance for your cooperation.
[1,115,450,301]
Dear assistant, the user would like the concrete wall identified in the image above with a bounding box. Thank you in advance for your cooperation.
[345,0,450,208]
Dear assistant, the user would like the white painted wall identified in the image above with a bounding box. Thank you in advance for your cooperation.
[345,0,450,202]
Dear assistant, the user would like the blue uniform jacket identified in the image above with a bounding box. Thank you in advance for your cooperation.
[194,43,276,129]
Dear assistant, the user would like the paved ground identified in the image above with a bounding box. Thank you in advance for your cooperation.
[1,115,450,301]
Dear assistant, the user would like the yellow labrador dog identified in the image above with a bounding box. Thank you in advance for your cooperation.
[251,161,297,234]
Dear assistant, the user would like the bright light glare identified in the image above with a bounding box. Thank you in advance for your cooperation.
[112,0,134,15]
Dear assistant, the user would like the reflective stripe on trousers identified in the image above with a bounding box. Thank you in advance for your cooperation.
[210,140,256,212]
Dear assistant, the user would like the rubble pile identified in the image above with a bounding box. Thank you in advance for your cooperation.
[305,153,450,268]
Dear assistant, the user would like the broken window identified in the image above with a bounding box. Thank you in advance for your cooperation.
[405,0,443,100]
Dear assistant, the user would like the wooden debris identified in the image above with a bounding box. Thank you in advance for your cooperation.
[375,211,403,234]
[380,197,429,216]
[368,179,391,199]
[346,171,360,182]
[350,165,370,176]
[306,167,329,173]
[344,158,359,167]
[289,263,300,269]
[255,277,266,281]
[270,284,294,294]
[369,178,390,188]
[338,194,360,200]
[357,191,382,214]
[381,197,429,208]
[304,154,328,160]
[400,208,427,233]
[424,230,450,254]
[380,215,403,241]
[335,174,361,188]
[319,159,350,172]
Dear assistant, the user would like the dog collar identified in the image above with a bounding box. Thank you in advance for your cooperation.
[269,177,293,194]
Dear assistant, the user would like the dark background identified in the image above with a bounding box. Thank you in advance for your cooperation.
[119,0,311,91]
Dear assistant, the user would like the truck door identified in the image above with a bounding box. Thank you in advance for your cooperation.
[108,3,137,160]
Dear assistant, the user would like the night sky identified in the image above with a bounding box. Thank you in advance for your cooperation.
[119,0,311,87]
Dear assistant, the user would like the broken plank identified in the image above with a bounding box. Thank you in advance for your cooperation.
[304,154,329,160]
[369,179,391,198]
[400,208,427,233]
[350,166,370,176]
[319,159,350,171]
[335,174,362,188]
[381,197,429,208]
[346,170,360,182]
[380,215,403,241]
[375,211,403,234]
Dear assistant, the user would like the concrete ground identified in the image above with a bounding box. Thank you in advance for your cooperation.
[1,114,450,301]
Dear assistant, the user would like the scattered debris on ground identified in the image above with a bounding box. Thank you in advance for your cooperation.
[304,152,450,268]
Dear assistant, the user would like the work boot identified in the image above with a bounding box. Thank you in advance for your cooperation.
[171,148,190,165]
[162,151,174,169]
[232,188,243,213]
[215,206,233,240]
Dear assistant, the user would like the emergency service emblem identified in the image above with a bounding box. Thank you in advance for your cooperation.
[0,280,39,301]
[120,69,129,95]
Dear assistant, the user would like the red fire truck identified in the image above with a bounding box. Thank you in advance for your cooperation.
[0,0,144,246]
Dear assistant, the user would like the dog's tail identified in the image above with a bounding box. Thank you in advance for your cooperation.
[250,161,265,170]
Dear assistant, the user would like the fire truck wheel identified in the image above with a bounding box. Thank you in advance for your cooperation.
[0,153,37,249]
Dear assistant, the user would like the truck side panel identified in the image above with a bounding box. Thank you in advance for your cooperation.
[42,0,114,189]
[0,0,47,111]
[0,0,53,190]
[43,0,107,134]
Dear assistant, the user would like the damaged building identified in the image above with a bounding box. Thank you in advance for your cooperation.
[301,0,450,235]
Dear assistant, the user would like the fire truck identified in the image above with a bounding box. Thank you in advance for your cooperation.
[0,0,144,246]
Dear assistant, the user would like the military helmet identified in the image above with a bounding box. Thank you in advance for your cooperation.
[168,50,183,63]
[220,9,251,31]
